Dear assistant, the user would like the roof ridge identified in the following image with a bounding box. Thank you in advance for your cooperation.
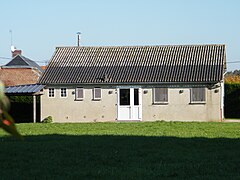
[55,44,226,49]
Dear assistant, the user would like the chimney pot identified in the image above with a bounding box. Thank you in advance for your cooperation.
[12,49,22,57]
[77,32,81,46]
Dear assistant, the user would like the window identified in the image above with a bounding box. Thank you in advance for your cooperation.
[134,89,139,105]
[93,87,101,100]
[153,88,168,104]
[76,87,84,100]
[60,88,67,97]
[191,88,205,103]
[119,88,139,106]
[120,89,130,105]
[48,88,55,97]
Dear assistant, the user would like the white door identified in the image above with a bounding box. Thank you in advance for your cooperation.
[117,88,142,120]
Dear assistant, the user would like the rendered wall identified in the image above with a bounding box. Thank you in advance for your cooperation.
[41,85,222,122]
[41,86,117,122]
[142,86,222,122]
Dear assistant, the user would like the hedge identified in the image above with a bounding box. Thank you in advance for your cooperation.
[224,83,240,118]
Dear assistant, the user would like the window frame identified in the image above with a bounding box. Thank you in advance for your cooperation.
[153,87,168,104]
[60,87,67,98]
[93,87,102,101]
[75,87,84,101]
[190,87,206,104]
[119,88,130,106]
[48,87,55,98]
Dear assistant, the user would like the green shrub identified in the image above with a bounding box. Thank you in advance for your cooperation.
[41,116,53,123]
[224,83,240,118]
[8,96,40,104]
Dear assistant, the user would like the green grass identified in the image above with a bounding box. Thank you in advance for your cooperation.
[1,121,240,179]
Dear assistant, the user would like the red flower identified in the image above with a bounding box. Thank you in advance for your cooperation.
[3,119,11,126]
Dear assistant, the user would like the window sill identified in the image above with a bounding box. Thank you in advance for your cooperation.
[189,102,206,105]
[152,102,169,105]
[92,99,101,101]
[75,99,84,101]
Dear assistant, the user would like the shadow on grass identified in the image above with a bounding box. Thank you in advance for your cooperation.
[0,135,240,179]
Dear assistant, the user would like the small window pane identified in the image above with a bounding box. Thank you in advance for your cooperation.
[94,88,101,99]
[48,88,54,97]
[61,88,67,97]
[134,89,139,105]
[191,88,205,102]
[154,88,168,103]
[76,87,83,99]
[120,89,130,105]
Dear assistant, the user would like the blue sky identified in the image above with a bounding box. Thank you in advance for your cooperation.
[0,0,240,70]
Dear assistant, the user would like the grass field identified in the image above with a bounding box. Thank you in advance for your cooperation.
[0,121,240,179]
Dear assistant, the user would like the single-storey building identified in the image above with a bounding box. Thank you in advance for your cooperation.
[39,44,226,122]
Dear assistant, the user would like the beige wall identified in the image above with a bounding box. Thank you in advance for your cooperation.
[41,86,117,122]
[41,84,222,122]
[142,86,221,122]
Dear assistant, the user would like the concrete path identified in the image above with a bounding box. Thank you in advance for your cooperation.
[223,119,240,123]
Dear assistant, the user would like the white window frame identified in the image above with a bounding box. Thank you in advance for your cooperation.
[48,88,55,98]
[75,87,84,100]
[93,87,102,101]
[153,87,168,104]
[60,88,67,98]
[190,87,206,104]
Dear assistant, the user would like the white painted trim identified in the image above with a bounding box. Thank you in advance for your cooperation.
[93,87,102,100]
[220,81,224,120]
[117,87,142,121]
[33,95,36,123]
[152,87,168,104]
[116,88,120,120]
[60,87,68,98]
[138,88,142,120]
[75,87,84,101]
[190,87,206,104]
[130,88,134,119]
[48,87,55,98]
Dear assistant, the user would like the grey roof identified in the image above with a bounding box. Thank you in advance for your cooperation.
[39,45,226,85]
[4,55,43,73]
[5,84,45,94]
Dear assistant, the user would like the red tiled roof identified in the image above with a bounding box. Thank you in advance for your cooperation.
[41,66,47,70]
[0,68,41,86]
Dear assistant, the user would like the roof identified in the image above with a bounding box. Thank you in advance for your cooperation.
[39,45,226,85]
[41,66,47,71]
[0,68,42,87]
[5,84,45,95]
[4,54,43,73]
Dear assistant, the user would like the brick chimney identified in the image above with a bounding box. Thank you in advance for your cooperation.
[12,49,22,57]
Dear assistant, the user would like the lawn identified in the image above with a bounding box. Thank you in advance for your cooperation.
[0,121,240,179]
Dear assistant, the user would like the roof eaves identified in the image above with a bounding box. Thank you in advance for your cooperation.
[42,81,221,86]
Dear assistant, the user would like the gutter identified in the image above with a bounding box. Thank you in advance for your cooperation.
[40,81,221,86]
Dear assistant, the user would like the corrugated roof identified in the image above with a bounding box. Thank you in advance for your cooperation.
[5,84,45,94]
[39,45,226,84]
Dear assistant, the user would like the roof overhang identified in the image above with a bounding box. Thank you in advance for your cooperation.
[5,84,45,95]
[43,81,221,89]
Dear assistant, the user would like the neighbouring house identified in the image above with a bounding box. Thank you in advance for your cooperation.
[0,53,43,86]
[1,50,44,123]
[39,44,226,122]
